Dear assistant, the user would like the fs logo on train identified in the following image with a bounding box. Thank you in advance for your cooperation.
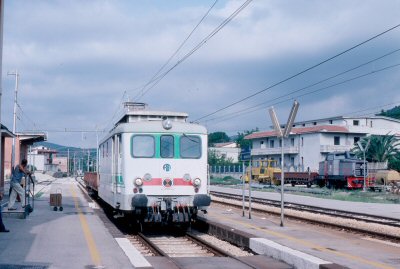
[163,164,171,172]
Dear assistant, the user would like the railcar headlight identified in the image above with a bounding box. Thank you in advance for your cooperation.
[134,177,143,186]
[183,173,191,182]
[143,173,152,181]
[193,178,201,187]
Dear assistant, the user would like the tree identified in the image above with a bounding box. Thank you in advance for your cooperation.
[377,106,400,120]
[353,134,400,171]
[235,128,259,149]
[208,132,230,146]
[208,149,234,166]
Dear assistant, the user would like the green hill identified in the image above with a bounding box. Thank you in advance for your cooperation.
[377,106,400,119]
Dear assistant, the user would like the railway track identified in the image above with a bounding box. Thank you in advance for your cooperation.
[211,190,400,228]
[76,179,259,268]
[132,232,225,257]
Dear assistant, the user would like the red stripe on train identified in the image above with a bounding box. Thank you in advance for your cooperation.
[143,178,193,186]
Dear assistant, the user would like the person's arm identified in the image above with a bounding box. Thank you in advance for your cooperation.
[19,165,31,175]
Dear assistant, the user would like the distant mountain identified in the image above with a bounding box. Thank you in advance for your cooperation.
[33,141,96,158]
[378,106,400,120]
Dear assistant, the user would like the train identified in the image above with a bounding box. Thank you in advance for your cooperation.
[246,151,375,189]
[84,102,211,226]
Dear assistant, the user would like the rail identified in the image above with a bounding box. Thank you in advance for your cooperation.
[210,191,400,229]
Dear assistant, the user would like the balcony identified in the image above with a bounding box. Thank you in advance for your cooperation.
[320,145,351,153]
[251,146,299,156]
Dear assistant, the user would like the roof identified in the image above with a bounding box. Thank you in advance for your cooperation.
[1,124,14,138]
[286,115,400,127]
[245,125,349,140]
[213,142,238,148]
[17,132,47,144]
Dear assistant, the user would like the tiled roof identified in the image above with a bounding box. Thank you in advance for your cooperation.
[244,125,349,140]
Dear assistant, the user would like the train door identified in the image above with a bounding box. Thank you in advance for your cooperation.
[112,134,123,198]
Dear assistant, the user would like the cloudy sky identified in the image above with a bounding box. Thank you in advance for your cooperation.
[1,0,400,148]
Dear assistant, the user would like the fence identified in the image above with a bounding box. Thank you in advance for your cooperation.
[210,165,244,174]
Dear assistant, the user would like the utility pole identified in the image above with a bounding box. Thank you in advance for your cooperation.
[87,149,90,172]
[0,0,5,187]
[67,148,70,176]
[8,70,19,170]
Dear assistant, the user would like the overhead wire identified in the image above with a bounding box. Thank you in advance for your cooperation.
[193,23,400,122]
[133,0,219,100]
[202,48,400,123]
[206,62,400,125]
[136,0,253,100]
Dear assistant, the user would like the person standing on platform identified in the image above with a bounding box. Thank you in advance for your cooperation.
[0,192,9,232]
[8,159,31,210]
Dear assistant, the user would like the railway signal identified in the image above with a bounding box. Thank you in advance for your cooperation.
[269,100,299,227]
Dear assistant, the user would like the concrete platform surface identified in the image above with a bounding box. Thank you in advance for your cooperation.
[211,185,400,220]
[203,198,400,269]
[0,175,135,269]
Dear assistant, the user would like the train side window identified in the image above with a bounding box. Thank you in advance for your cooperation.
[180,135,201,159]
[160,135,174,158]
[131,135,155,158]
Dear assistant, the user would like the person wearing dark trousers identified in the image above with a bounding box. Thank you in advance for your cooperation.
[0,192,10,232]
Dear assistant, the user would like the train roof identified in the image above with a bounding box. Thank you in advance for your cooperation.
[115,102,188,126]
[101,102,206,144]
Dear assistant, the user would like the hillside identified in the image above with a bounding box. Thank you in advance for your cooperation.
[378,106,400,119]
[33,141,96,158]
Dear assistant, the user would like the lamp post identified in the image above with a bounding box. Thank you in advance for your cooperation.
[269,101,299,227]
[357,138,371,192]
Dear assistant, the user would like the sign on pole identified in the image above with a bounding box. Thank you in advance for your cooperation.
[268,101,299,227]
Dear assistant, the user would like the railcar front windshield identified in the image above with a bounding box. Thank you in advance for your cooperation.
[132,135,155,157]
[160,135,174,158]
[180,135,201,159]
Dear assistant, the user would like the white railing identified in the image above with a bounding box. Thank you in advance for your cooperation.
[251,146,299,155]
[319,145,350,153]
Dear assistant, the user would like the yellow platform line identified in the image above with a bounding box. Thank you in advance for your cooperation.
[210,212,395,269]
[70,185,102,267]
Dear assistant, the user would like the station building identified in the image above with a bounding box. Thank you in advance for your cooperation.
[3,132,47,177]
[244,116,400,172]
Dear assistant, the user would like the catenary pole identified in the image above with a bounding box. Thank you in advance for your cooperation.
[0,0,4,189]
[8,70,19,169]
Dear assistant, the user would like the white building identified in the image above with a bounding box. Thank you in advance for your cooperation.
[245,116,400,172]
[209,142,240,163]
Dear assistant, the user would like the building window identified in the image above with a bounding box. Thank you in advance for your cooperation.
[301,137,304,147]
[269,140,274,148]
[334,136,340,145]
[313,122,317,125]
[279,140,282,147]
[290,138,295,146]
[329,120,333,124]
[370,121,373,128]
[353,120,359,126]
[302,123,305,127]
[354,137,360,144]
[290,157,295,166]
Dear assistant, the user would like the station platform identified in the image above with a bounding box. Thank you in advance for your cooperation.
[211,185,400,220]
[0,175,135,269]
[206,186,400,269]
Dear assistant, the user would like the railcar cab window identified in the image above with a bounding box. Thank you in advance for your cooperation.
[160,135,174,158]
[180,135,201,158]
[132,135,155,157]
